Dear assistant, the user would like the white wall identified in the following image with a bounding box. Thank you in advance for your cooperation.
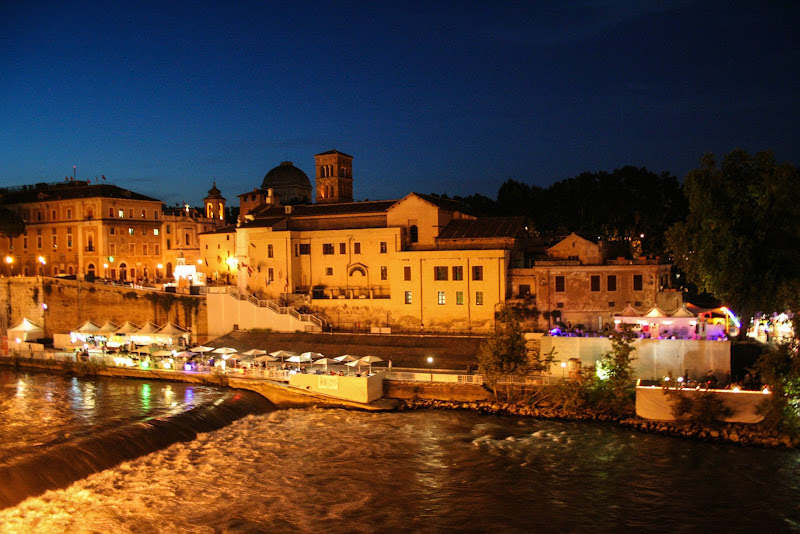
[541,336,731,381]
[206,293,321,337]
[289,371,385,403]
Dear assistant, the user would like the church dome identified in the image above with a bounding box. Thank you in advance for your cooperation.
[261,161,311,193]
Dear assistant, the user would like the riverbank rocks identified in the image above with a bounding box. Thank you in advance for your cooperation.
[401,399,799,449]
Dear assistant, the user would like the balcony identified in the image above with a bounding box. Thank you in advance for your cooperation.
[84,245,95,252]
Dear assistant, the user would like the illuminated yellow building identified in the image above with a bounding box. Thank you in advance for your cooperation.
[200,150,678,333]
[0,180,224,283]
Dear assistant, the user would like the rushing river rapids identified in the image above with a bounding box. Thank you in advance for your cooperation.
[1,370,800,532]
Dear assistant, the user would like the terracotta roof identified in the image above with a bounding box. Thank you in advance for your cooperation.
[411,192,466,212]
[0,182,160,204]
[437,216,528,240]
[238,217,288,229]
[199,224,238,235]
[315,149,353,158]
[253,200,395,218]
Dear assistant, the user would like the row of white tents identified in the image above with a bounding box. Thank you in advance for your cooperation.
[62,320,190,349]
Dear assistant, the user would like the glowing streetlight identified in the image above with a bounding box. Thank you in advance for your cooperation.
[37,256,46,265]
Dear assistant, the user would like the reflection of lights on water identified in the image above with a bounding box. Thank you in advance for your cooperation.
[185,387,194,404]
[141,383,151,411]
[15,378,28,398]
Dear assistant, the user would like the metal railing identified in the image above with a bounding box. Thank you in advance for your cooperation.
[209,285,326,329]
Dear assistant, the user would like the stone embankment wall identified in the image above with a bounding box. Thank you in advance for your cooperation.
[0,277,208,341]
[384,380,491,402]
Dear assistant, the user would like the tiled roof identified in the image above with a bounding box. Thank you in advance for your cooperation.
[253,200,396,218]
[238,217,288,229]
[411,192,466,212]
[437,216,528,240]
[199,224,238,235]
[0,182,160,204]
[315,149,353,158]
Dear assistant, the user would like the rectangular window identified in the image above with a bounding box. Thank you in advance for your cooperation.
[154,211,159,220]
[109,208,114,218]
[118,209,124,218]
[452,266,463,281]
[128,209,133,218]
[167,239,171,250]
[128,228,134,236]
[607,275,617,291]
[519,284,531,297]
[323,243,334,255]
[404,266,411,281]
[268,268,274,281]
[405,291,412,304]
[129,243,135,254]
[476,291,484,305]
[608,301,616,308]
[166,225,171,234]
[299,243,310,255]
[37,229,42,249]
[109,243,116,255]
[380,241,387,253]
[52,235,57,249]
[155,244,160,255]
[591,275,600,292]
[143,244,148,255]
[185,233,191,246]
[153,229,159,236]
[110,227,116,235]
[339,243,346,254]
[51,210,56,220]
[67,229,73,248]
[23,236,27,249]
[67,209,72,220]
[633,274,643,291]
[472,265,483,281]
[380,266,387,280]
[438,291,446,305]
[141,209,146,219]
[555,275,565,292]
[354,242,361,254]
[456,291,464,305]
[268,244,273,258]
[434,266,448,281]
[325,267,333,276]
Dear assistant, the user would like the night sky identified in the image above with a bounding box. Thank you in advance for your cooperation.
[1,1,798,207]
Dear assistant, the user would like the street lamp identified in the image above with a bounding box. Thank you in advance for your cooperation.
[4,256,13,276]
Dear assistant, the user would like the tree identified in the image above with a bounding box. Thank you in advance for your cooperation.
[0,206,24,238]
[666,149,800,337]
[478,305,529,400]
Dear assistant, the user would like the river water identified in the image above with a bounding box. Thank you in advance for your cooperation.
[1,369,799,533]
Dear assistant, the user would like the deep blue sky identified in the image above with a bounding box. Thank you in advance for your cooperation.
[1,1,798,207]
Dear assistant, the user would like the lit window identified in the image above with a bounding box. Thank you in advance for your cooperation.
[438,291,446,305]
[405,291,412,304]
[154,229,159,236]
[475,291,484,305]
[456,291,464,305]
[128,228,134,235]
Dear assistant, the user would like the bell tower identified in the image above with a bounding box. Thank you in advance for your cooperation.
[203,181,226,227]
[314,150,353,204]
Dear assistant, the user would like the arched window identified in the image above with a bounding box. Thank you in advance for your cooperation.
[119,263,128,281]
[68,265,74,275]
[349,266,366,277]
[409,225,419,243]
[207,203,213,218]
[87,264,95,278]
[166,262,173,278]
